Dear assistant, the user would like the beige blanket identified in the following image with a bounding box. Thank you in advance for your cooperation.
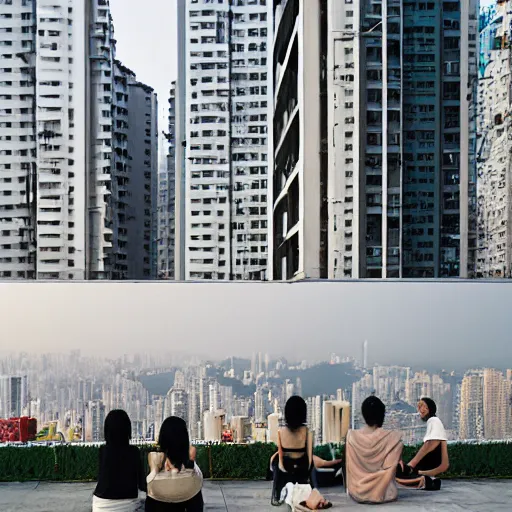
[346,428,403,504]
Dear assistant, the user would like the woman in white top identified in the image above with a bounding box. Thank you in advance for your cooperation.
[396,397,449,490]
[146,416,203,511]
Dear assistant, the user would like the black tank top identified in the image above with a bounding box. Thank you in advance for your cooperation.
[281,443,310,474]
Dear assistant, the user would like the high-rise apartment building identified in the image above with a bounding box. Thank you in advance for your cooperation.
[477,2,512,278]
[458,368,511,440]
[126,80,158,280]
[306,395,323,445]
[168,387,188,423]
[326,0,478,279]
[0,0,88,279]
[84,399,105,442]
[270,0,327,280]
[459,370,484,440]
[351,373,373,429]
[372,365,409,404]
[271,0,478,280]
[176,0,270,281]
[0,0,157,280]
[254,387,265,423]
[483,368,507,440]
[157,83,177,279]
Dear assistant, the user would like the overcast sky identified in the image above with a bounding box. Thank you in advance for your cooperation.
[1,282,510,370]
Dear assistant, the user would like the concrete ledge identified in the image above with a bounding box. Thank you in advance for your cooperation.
[0,480,511,511]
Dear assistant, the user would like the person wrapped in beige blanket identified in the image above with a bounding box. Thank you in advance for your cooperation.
[345,396,403,504]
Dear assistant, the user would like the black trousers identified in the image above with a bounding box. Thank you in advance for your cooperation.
[271,457,311,501]
[145,492,204,512]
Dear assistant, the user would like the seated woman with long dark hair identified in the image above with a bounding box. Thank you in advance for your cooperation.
[93,409,146,512]
[145,416,203,512]
[270,396,314,506]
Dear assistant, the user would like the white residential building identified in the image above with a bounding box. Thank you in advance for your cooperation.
[176,0,270,281]
[0,0,157,280]
[0,0,88,279]
[477,2,512,278]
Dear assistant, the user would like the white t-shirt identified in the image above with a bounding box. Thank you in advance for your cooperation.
[423,416,447,443]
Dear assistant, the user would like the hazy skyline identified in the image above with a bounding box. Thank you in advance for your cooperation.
[1,282,510,370]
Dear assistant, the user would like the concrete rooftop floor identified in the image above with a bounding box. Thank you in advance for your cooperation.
[0,480,511,511]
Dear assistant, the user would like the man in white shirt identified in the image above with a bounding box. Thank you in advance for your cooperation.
[398,397,450,488]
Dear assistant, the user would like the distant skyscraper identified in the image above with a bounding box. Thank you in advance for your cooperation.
[84,400,105,442]
[483,368,507,440]
[0,375,28,418]
[169,388,188,423]
[459,370,484,440]
[251,352,257,380]
[220,385,234,421]
[372,365,409,404]
[406,372,432,405]
[254,388,265,424]
[174,371,186,390]
[363,340,368,370]
[295,377,303,398]
[352,374,374,429]
[209,382,221,413]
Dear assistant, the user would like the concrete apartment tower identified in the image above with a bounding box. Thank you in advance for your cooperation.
[459,370,484,440]
[477,2,512,278]
[175,0,270,281]
[270,0,479,280]
[0,0,88,279]
[0,0,157,280]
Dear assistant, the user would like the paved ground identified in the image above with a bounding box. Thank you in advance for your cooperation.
[0,480,511,511]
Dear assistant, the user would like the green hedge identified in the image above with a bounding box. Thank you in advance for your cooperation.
[0,442,511,482]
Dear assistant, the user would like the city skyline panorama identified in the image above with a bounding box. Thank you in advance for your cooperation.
[1,281,510,369]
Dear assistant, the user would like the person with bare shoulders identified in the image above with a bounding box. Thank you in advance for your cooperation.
[270,396,331,507]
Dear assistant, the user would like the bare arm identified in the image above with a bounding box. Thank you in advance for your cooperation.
[408,440,441,469]
[189,445,197,461]
[313,455,342,468]
[418,441,449,477]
